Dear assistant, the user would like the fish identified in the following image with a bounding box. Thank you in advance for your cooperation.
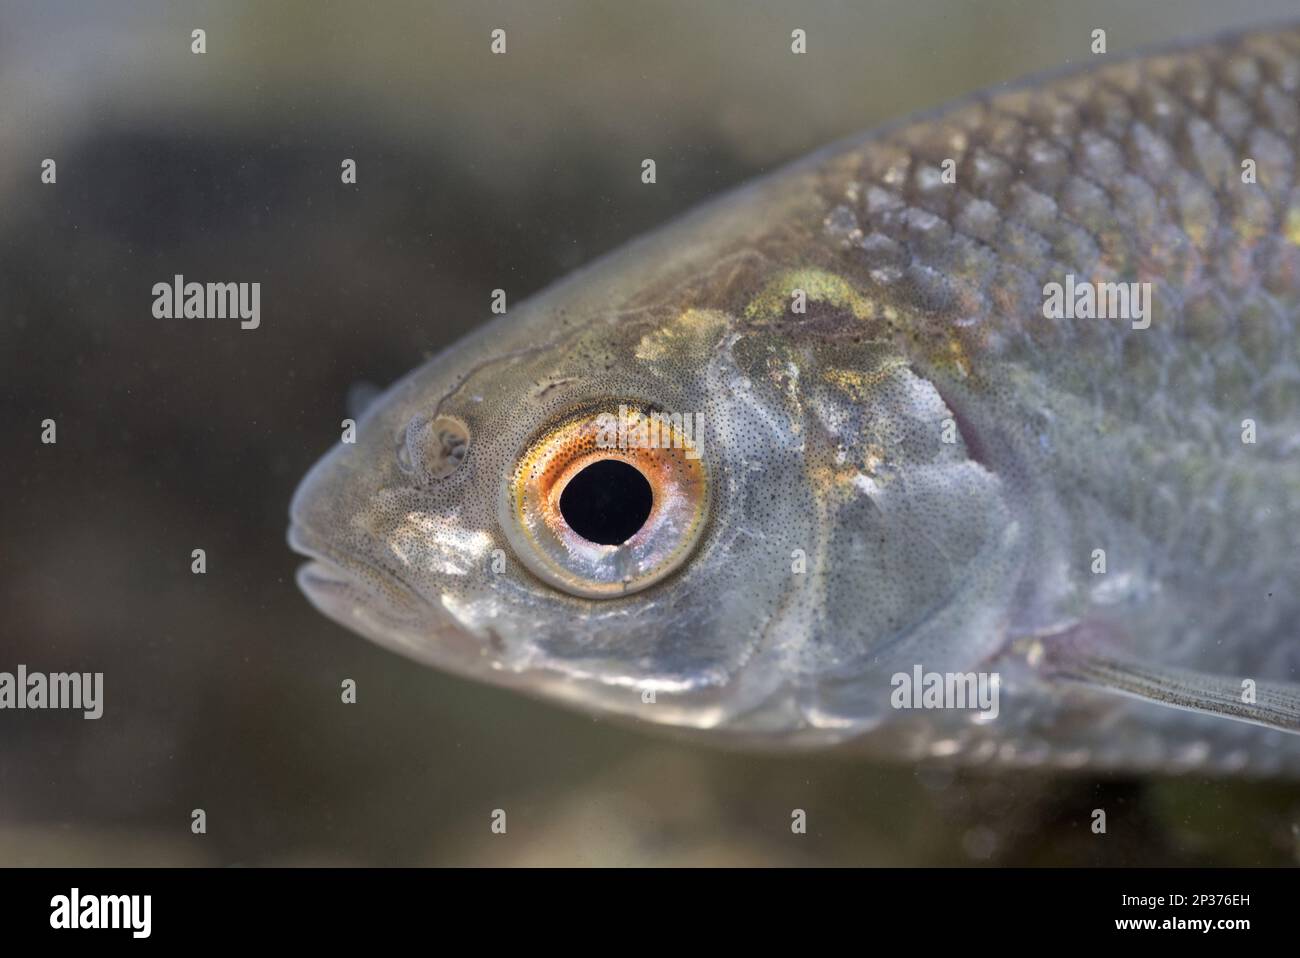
[289,24,1300,775]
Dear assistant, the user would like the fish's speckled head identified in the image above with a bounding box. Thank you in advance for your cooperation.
[288,196,1025,744]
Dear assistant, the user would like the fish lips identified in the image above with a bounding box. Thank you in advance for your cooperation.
[287,519,490,670]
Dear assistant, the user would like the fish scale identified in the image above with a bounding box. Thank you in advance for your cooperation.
[806,33,1300,628]
[795,29,1300,769]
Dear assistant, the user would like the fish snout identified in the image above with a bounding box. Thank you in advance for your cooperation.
[288,520,491,669]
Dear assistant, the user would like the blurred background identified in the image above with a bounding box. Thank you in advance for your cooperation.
[2,0,1299,865]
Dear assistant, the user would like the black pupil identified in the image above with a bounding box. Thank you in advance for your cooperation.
[559,459,653,546]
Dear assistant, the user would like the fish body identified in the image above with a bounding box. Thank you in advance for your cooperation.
[290,26,1300,774]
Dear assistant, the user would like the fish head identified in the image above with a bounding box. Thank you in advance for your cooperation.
[289,203,1029,747]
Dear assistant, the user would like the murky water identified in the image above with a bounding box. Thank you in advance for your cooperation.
[2,0,1299,865]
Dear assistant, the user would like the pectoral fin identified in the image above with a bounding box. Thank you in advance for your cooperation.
[1034,625,1300,735]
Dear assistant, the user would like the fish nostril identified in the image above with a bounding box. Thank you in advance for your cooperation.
[558,458,653,545]
[400,414,470,481]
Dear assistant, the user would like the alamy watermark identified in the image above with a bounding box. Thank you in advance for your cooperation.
[152,274,260,330]
[595,404,703,459]
[890,664,999,719]
[0,665,103,719]
[1042,273,1151,330]
[50,889,150,938]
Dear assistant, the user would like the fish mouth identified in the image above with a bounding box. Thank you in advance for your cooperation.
[287,520,417,608]
[287,519,501,670]
[289,521,430,634]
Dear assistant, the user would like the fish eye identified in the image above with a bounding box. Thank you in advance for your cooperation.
[558,458,653,545]
[499,404,709,598]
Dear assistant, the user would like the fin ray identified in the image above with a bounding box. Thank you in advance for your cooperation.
[1041,648,1300,735]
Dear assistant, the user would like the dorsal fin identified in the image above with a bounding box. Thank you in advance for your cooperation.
[345,380,383,421]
